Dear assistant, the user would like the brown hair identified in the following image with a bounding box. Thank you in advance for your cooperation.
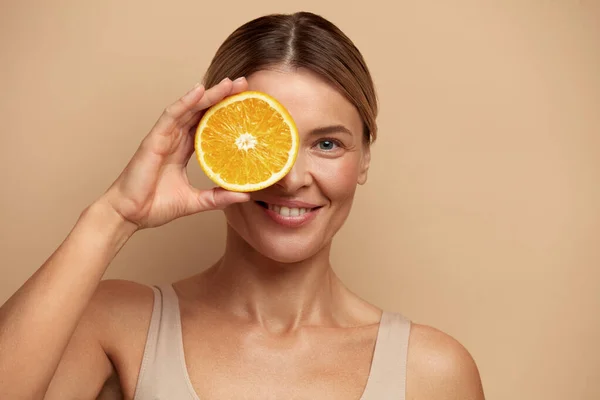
[203,12,378,143]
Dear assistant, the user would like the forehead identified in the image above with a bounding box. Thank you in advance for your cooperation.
[246,68,362,135]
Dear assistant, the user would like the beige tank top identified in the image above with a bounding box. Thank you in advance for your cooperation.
[133,285,411,400]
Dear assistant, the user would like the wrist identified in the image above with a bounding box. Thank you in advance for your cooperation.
[78,198,139,250]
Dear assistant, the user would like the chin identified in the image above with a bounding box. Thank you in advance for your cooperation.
[228,222,329,264]
[252,235,329,264]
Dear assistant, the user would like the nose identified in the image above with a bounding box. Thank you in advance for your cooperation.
[274,151,312,193]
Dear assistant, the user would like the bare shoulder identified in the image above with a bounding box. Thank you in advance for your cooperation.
[92,279,154,308]
[87,279,154,322]
[87,279,155,344]
[406,323,485,400]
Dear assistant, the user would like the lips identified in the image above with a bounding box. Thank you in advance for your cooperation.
[255,201,322,227]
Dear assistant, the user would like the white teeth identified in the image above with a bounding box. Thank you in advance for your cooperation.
[267,204,310,217]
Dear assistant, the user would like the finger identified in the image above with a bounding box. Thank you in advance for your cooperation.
[182,76,249,133]
[230,76,249,95]
[176,76,250,165]
[184,186,251,215]
[177,77,250,167]
[178,77,241,128]
[177,126,197,166]
[152,83,206,136]
[192,77,237,112]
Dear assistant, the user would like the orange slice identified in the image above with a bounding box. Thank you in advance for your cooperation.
[194,91,299,192]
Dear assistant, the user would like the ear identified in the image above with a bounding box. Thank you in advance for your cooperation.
[357,143,371,185]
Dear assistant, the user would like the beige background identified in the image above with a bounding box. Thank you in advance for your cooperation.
[1,1,599,399]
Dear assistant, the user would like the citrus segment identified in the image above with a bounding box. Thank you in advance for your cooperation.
[195,91,299,192]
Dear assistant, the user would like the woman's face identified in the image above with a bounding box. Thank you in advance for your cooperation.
[223,67,370,263]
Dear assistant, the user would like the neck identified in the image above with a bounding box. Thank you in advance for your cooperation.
[198,225,348,332]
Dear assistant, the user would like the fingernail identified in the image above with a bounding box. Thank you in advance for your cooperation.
[233,77,245,83]
[220,77,231,83]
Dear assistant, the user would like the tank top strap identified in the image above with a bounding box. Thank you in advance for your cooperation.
[133,284,199,400]
[361,311,411,400]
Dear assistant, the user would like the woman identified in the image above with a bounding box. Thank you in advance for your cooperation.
[0,12,484,400]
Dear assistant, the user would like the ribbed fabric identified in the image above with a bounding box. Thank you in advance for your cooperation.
[133,285,411,400]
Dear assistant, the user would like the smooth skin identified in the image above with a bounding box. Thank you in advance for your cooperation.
[0,70,484,399]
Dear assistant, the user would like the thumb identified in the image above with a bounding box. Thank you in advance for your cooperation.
[185,186,251,214]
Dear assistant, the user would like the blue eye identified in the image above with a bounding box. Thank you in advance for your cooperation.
[318,140,337,151]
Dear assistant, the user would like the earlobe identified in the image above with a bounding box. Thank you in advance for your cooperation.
[357,145,371,185]
[358,173,368,185]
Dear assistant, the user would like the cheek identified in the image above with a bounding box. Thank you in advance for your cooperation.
[312,154,361,201]
[223,203,248,229]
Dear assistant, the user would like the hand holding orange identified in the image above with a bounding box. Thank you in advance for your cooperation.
[100,78,253,230]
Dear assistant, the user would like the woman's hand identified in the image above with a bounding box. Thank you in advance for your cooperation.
[101,77,250,230]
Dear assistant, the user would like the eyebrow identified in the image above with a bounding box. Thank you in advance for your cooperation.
[309,124,354,136]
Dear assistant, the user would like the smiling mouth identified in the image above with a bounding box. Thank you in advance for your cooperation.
[255,201,321,217]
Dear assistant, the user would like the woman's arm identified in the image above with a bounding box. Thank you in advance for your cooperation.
[0,77,250,399]
[0,201,135,399]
